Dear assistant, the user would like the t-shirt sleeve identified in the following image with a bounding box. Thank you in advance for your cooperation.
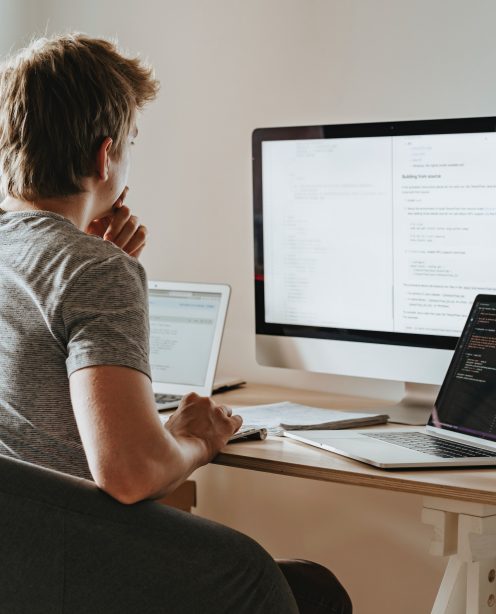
[61,254,151,379]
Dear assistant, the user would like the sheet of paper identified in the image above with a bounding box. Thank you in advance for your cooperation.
[233,402,381,435]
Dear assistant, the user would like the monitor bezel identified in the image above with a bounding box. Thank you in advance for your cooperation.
[253,116,496,352]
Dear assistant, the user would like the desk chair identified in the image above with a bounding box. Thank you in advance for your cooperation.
[0,454,296,614]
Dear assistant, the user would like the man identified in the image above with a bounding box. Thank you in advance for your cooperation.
[0,33,351,613]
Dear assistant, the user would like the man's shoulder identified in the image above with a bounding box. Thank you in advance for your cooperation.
[56,223,147,291]
[33,212,135,273]
[0,210,146,298]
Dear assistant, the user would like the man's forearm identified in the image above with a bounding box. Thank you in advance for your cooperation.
[138,434,209,502]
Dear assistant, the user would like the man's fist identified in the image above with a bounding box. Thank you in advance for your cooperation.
[165,393,243,463]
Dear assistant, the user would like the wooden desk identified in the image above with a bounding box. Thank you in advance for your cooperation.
[212,384,496,614]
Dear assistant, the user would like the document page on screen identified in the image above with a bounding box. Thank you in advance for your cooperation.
[393,133,496,335]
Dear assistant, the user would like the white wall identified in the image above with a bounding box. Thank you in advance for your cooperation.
[4,1,496,611]
[0,0,47,54]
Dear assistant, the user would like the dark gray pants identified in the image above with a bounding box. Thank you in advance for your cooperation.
[278,559,352,614]
[0,455,351,613]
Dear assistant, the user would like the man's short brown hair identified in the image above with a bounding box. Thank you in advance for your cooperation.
[0,33,159,200]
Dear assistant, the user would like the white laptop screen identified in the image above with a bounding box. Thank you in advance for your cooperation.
[149,289,222,386]
[431,295,496,442]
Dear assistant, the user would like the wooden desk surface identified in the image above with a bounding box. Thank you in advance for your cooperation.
[212,383,496,505]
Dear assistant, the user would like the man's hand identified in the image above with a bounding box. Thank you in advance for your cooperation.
[86,186,148,258]
[165,393,243,463]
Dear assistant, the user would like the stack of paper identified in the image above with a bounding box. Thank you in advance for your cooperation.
[233,402,389,436]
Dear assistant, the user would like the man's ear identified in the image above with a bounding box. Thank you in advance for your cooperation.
[95,137,113,181]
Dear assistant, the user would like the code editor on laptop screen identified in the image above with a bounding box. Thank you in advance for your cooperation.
[432,296,496,441]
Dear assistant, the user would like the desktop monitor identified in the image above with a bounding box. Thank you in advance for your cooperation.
[252,117,496,424]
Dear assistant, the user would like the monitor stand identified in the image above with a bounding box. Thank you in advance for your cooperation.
[376,382,440,426]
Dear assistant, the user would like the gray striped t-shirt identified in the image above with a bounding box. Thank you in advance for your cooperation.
[0,209,151,479]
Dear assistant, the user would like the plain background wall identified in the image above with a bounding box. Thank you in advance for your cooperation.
[3,1,496,612]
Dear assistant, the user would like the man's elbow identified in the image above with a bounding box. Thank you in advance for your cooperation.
[92,467,156,505]
[101,484,146,505]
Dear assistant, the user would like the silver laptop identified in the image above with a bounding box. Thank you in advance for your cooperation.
[149,281,235,410]
[284,294,496,468]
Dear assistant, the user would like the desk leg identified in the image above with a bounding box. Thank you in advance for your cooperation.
[422,497,496,614]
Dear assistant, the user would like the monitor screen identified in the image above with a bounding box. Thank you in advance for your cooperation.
[253,117,496,385]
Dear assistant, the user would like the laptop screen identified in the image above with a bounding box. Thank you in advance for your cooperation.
[149,288,223,386]
[430,295,496,442]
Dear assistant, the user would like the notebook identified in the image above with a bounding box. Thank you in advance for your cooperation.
[284,294,496,469]
[149,281,235,410]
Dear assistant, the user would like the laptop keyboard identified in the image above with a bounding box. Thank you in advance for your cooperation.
[364,432,496,458]
[155,393,182,403]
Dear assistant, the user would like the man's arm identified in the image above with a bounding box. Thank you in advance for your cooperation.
[69,365,242,504]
